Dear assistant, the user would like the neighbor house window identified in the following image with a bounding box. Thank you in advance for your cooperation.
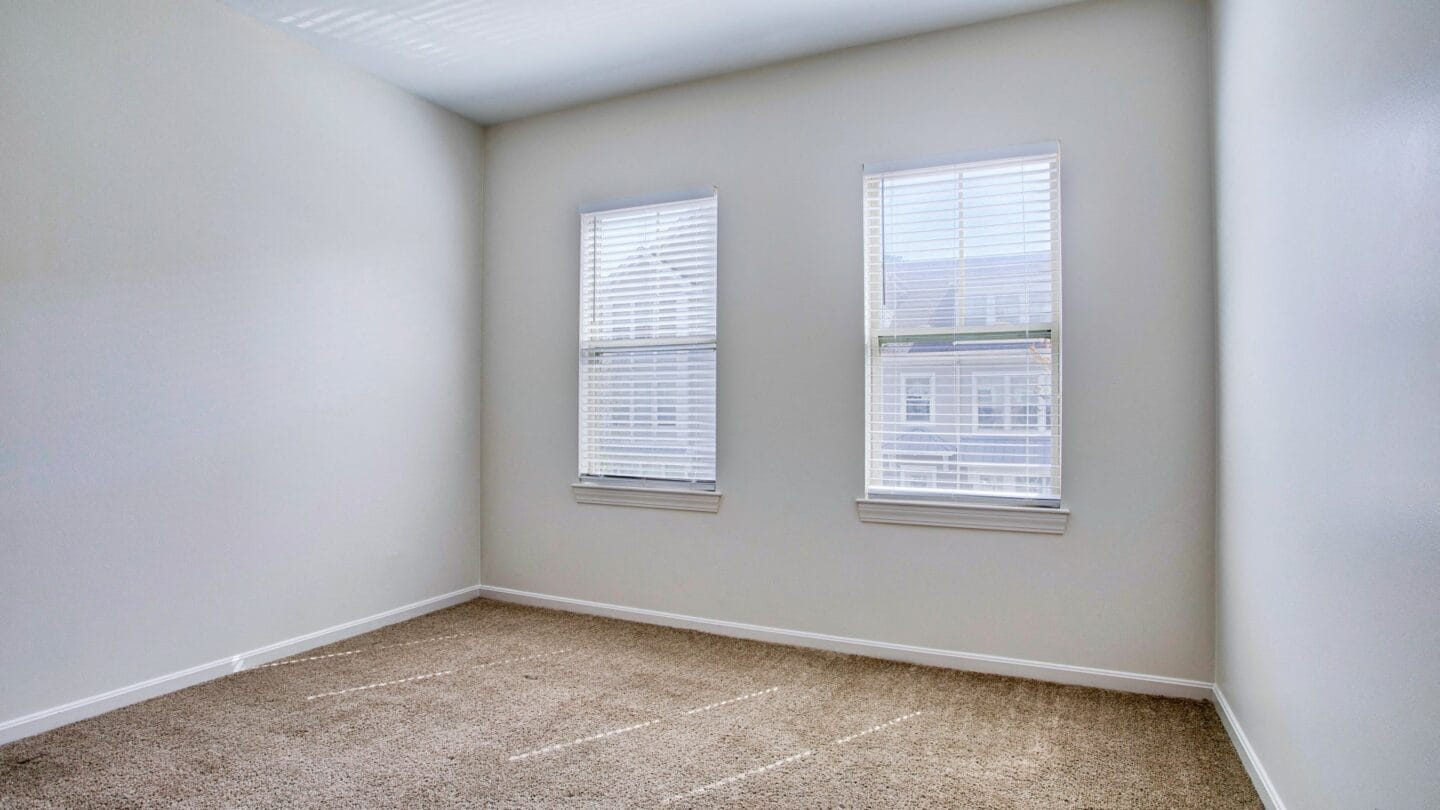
[971,373,1051,432]
[863,144,1061,505]
[578,190,717,489]
[903,374,934,422]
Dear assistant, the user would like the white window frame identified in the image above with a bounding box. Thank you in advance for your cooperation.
[572,188,721,512]
[856,143,1067,533]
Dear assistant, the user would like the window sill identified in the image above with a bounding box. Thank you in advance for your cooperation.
[855,497,1068,534]
[572,483,721,513]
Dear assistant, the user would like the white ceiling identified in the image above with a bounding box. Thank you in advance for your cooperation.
[222,0,1082,124]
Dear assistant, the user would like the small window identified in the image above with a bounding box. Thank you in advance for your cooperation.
[898,465,938,488]
[578,191,717,489]
[863,144,1061,506]
[971,373,1052,433]
[903,374,934,422]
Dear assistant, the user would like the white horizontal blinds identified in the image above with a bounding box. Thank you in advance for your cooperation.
[864,146,1061,504]
[580,193,717,485]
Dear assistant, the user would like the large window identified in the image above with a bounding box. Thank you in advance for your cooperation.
[863,144,1061,506]
[578,191,717,489]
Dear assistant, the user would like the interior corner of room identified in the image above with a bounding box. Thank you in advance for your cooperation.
[1,0,1436,807]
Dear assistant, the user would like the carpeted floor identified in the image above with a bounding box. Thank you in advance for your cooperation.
[0,599,1260,808]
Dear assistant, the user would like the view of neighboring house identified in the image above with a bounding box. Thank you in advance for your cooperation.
[871,253,1058,501]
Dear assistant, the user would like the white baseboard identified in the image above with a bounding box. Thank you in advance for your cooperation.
[0,585,482,746]
[475,585,1213,701]
[1211,685,1285,809]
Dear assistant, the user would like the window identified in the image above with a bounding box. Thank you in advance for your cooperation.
[578,190,717,492]
[898,465,938,488]
[863,144,1061,507]
[903,374,934,422]
[971,373,1052,432]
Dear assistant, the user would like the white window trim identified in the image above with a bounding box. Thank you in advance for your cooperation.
[573,482,722,512]
[855,497,1068,534]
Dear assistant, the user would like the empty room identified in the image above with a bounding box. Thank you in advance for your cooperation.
[1,0,1436,806]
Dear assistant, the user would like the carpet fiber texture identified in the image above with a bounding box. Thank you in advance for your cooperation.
[0,599,1260,807]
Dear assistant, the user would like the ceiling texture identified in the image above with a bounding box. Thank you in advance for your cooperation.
[221,0,1081,124]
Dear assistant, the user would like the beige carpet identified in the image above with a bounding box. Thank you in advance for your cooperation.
[0,599,1259,808]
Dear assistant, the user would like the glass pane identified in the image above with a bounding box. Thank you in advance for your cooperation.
[580,347,716,482]
[869,337,1057,500]
[876,164,1055,333]
[583,198,717,343]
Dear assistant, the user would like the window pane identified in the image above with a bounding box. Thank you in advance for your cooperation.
[580,347,716,482]
[582,201,717,343]
[868,337,1057,500]
[872,161,1056,334]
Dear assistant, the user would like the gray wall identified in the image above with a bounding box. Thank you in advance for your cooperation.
[482,0,1216,680]
[1213,1,1440,806]
[0,0,485,722]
